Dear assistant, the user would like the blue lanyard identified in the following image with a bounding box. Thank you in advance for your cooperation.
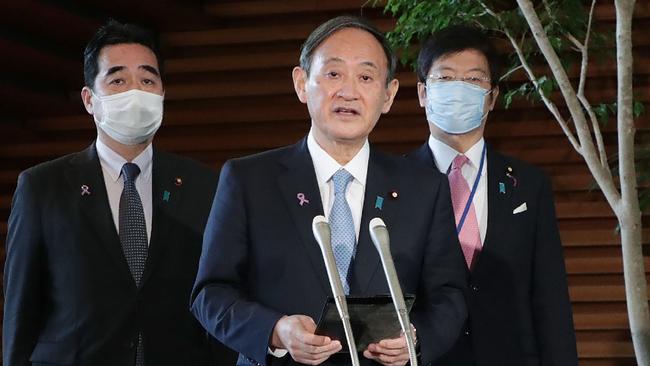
[447,144,487,234]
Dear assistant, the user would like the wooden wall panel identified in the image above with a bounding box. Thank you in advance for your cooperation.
[1,0,649,364]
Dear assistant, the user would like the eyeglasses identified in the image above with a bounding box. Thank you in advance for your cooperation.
[427,74,491,88]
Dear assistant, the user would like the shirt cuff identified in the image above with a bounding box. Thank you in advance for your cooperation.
[267,347,289,358]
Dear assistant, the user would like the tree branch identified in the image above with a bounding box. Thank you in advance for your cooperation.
[542,0,582,52]
[539,0,606,168]
[575,0,609,168]
[478,1,582,153]
[516,0,621,209]
[565,32,584,52]
[500,64,524,81]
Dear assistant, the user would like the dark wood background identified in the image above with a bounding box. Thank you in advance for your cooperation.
[1,1,649,364]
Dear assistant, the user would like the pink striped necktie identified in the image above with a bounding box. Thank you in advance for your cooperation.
[448,154,482,269]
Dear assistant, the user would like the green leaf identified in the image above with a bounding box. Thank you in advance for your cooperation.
[634,101,646,118]
[536,75,556,99]
[594,103,609,125]
[503,89,517,109]
[549,36,563,52]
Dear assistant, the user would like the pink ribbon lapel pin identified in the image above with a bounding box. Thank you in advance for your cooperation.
[80,184,91,196]
[297,193,310,206]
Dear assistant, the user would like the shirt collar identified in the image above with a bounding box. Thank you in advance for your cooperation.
[96,137,153,183]
[428,135,485,174]
[307,129,369,187]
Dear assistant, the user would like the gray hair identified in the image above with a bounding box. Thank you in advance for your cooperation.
[299,15,397,85]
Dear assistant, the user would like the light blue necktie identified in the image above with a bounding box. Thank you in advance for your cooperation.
[329,169,356,294]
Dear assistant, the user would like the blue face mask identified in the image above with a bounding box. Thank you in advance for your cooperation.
[425,81,491,134]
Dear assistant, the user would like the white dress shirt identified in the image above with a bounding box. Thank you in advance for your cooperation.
[428,135,488,243]
[307,130,369,240]
[96,138,153,243]
[268,130,369,358]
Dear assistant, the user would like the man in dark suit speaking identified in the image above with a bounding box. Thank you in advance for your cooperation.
[191,16,467,366]
[407,25,577,366]
[3,20,234,365]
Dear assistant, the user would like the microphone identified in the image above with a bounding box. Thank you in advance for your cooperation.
[369,218,418,366]
[312,216,360,366]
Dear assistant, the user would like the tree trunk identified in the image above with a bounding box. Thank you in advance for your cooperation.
[619,211,650,363]
[615,0,650,363]
[514,0,649,362]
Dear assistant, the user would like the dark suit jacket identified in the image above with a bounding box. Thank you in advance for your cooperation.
[407,142,577,366]
[3,143,237,366]
[190,138,468,366]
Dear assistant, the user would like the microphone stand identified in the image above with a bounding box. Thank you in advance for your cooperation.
[312,216,360,366]
[369,218,418,366]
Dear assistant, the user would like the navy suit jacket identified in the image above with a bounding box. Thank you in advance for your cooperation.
[191,138,468,366]
[3,143,237,366]
[407,142,577,366]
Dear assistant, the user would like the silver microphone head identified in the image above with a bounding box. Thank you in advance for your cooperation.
[369,217,386,230]
[369,217,390,252]
[312,215,331,250]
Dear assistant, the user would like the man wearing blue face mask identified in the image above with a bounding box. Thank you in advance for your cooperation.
[407,25,577,366]
[3,20,236,366]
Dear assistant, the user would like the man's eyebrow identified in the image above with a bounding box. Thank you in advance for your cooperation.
[432,66,455,73]
[105,66,125,77]
[140,65,160,77]
[360,61,379,70]
[323,57,344,64]
[433,66,488,74]
[323,58,379,71]
[466,67,489,74]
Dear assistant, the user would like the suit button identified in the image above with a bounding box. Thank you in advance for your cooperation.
[470,284,479,292]
[464,329,470,336]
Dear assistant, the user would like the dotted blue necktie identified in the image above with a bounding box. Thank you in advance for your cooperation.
[119,162,147,366]
[329,169,356,294]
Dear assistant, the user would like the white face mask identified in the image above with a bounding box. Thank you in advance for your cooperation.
[92,89,164,145]
[425,81,490,135]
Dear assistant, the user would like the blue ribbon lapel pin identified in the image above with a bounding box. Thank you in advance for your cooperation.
[375,196,384,210]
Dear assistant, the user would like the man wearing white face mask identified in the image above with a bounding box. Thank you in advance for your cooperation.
[90,88,165,145]
[407,26,577,366]
[3,20,236,366]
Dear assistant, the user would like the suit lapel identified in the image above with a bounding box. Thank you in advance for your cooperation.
[410,142,436,169]
[276,139,330,294]
[349,148,398,294]
[275,141,401,295]
[140,149,176,287]
[65,143,135,287]
[420,141,514,275]
[476,146,515,273]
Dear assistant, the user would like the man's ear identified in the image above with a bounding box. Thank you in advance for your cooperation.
[417,82,427,108]
[381,78,400,114]
[81,86,94,115]
[488,86,499,111]
[292,66,308,104]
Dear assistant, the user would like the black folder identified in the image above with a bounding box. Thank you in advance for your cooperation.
[314,294,416,353]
